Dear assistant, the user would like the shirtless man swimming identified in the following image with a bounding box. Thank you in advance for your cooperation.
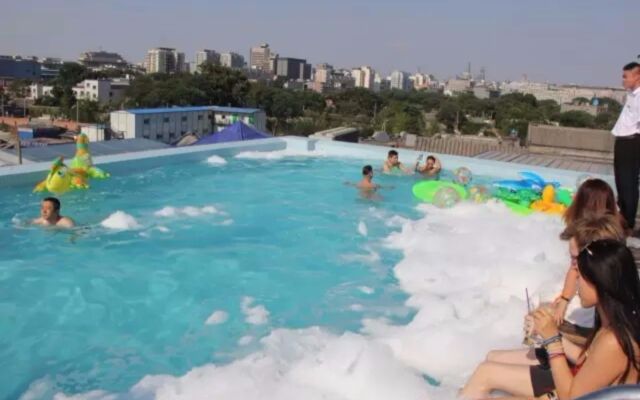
[32,197,75,228]
[358,165,379,190]
[415,155,442,178]
[382,150,412,174]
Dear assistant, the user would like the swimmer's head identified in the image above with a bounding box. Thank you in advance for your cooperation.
[362,165,373,177]
[387,150,399,164]
[426,156,436,169]
[41,197,61,220]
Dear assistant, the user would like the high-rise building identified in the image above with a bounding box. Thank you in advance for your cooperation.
[410,73,431,90]
[276,58,311,80]
[351,66,375,90]
[78,51,129,70]
[250,43,273,72]
[220,52,245,69]
[144,48,186,74]
[314,63,333,84]
[389,70,410,91]
[194,49,220,71]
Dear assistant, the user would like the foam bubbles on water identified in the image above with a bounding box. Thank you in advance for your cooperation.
[241,297,270,325]
[206,155,227,165]
[205,310,229,325]
[358,286,375,295]
[154,205,220,218]
[349,304,364,312]
[54,328,430,400]
[237,335,253,346]
[358,221,368,236]
[101,211,141,230]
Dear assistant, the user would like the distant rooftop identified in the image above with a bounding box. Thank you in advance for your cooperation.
[122,105,261,115]
[0,138,170,163]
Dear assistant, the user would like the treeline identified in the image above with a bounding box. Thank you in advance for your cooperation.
[3,62,623,136]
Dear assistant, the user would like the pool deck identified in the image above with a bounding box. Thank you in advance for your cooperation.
[475,151,613,175]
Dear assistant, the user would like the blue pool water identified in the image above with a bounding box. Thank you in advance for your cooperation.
[0,152,450,398]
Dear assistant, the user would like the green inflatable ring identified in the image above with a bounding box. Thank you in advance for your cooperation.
[413,181,468,202]
[501,200,533,216]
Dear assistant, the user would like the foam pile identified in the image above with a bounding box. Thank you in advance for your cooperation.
[100,211,142,230]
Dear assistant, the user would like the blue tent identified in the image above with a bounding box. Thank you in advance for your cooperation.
[194,121,270,145]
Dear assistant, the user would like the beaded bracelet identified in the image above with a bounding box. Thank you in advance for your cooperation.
[542,334,562,348]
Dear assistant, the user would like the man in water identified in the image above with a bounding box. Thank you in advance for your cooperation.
[382,150,411,174]
[32,197,75,228]
[358,165,380,190]
[416,155,442,178]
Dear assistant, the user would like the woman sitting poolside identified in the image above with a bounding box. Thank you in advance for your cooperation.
[460,239,640,400]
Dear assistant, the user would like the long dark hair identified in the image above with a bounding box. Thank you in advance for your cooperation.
[578,239,640,382]
[564,179,624,228]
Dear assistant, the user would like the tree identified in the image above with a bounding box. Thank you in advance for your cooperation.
[8,79,30,99]
[331,88,380,117]
[437,100,465,132]
[557,110,594,128]
[572,97,590,105]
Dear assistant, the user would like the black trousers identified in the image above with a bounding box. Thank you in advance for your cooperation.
[614,135,640,230]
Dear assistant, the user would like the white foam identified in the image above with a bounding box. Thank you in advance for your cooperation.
[205,310,229,325]
[234,149,325,160]
[52,328,430,400]
[206,155,228,165]
[358,221,368,237]
[237,335,254,346]
[341,246,381,265]
[241,297,270,325]
[156,226,170,233]
[154,205,220,218]
[154,206,178,217]
[362,202,568,388]
[220,219,234,226]
[349,304,365,312]
[358,286,375,295]
[100,211,141,230]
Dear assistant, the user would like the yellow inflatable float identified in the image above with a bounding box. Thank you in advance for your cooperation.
[530,185,567,215]
[33,133,109,194]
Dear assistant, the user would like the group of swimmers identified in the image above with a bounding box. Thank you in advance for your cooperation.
[460,178,640,399]
[356,150,442,191]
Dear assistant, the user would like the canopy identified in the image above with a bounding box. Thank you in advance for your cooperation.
[194,122,270,145]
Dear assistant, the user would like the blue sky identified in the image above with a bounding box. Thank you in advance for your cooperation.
[1,0,636,86]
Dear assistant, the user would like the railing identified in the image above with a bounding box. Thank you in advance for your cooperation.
[413,136,523,157]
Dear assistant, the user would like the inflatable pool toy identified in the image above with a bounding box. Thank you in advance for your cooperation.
[454,167,473,186]
[33,134,109,194]
[494,171,559,193]
[33,157,88,195]
[413,181,468,204]
[502,200,534,216]
[433,186,461,208]
[530,185,567,215]
[468,185,490,203]
[492,187,539,207]
[556,188,574,207]
[69,133,110,180]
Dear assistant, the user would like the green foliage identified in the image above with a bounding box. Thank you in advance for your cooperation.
[8,79,30,99]
[0,122,10,132]
[598,97,622,115]
[124,66,249,109]
[556,110,594,128]
[436,100,464,132]
[330,88,380,117]
[572,97,590,105]
[375,101,425,134]
[593,112,618,130]
[460,121,487,135]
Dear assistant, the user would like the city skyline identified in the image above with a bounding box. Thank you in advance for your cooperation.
[0,0,636,87]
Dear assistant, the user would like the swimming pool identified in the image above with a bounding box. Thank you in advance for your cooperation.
[0,139,603,399]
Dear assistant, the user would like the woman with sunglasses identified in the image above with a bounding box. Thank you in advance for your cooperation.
[460,217,639,399]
